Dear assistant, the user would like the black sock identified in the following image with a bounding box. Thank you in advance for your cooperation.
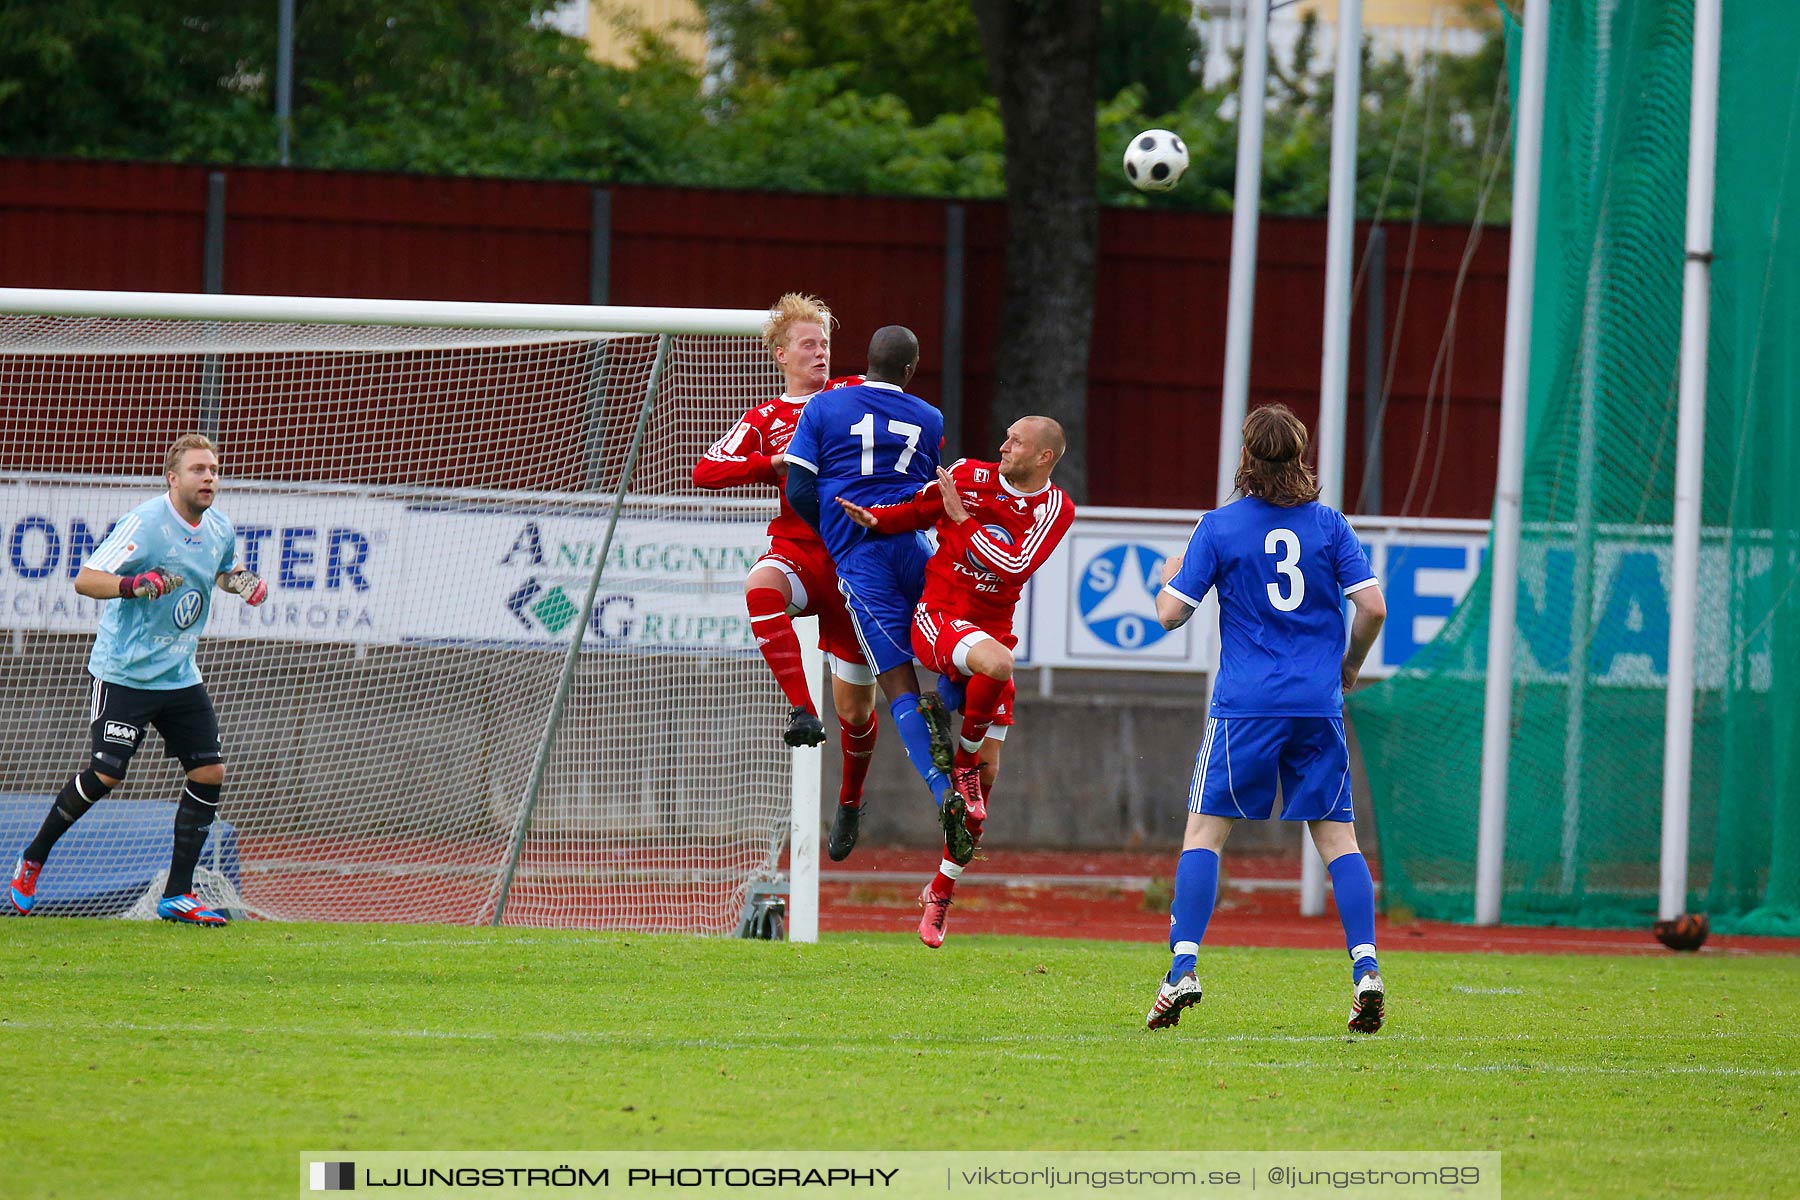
[164,779,222,897]
[25,769,114,863]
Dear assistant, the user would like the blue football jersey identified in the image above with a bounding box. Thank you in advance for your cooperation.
[785,381,944,562]
[1164,497,1376,717]
[84,495,238,689]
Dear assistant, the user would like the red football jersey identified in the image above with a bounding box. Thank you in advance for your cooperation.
[868,458,1075,629]
[692,376,864,543]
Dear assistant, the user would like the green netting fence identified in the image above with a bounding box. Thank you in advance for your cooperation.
[1350,0,1800,935]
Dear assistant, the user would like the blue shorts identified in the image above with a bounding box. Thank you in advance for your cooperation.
[835,533,931,675]
[1187,715,1353,823]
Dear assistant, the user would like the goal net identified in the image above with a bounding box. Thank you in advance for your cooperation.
[0,289,802,932]
[1351,3,1800,936]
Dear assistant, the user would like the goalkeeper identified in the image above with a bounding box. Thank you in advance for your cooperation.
[7,435,268,925]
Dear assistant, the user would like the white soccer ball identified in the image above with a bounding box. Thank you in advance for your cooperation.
[1123,128,1189,193]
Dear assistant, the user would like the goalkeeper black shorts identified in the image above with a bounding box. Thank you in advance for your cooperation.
[87,674,223,775]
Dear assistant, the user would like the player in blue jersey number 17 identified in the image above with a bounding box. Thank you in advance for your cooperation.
[1144,405,1390,1034]
[784,326,958,862]
[8,435,268,926]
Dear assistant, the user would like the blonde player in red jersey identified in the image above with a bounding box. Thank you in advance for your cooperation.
[838,416,1074,946]
[692,294,881,824]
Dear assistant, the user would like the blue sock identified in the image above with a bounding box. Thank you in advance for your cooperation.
[1167,848,1219,983]
[889,694,950,805]
[1328,851,1380,981]
[935,672,966,713]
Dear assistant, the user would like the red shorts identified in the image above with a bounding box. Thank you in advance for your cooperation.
[911,606,1015,729]
[759,538,870,683]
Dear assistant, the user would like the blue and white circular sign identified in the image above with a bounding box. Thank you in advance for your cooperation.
[1077,543,1171,650]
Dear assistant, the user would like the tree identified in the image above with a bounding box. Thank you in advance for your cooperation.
[700,0,988,123]
[1099,0,1201,116]
[972,0,1101,501]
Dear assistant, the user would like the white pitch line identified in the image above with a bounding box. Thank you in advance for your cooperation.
[2,1018,1796,1076]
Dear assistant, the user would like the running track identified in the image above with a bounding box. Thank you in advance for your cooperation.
[820,848,1800,958]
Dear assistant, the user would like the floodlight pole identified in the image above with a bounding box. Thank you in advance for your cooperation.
[1475,0,1550,926]
[1660,0,1722,921]
[1203,1,1273,711]
[1301,0,1363,919]
[1216,0,1272,505]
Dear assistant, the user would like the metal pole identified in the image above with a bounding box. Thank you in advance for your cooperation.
[199,171,227,439]
[1475,0,1550,926]
[203,173,226,295]
[277,0,294,165]
[1216,0,1271,507]
[1360,226,1387,513]
[589,188,611,306]
[941,204,967,454]
[1317,0,1360,512]
[492,334,673,925]
[1302,0,1363,919]
[1661,0,1722,921]
[1203,0,1271,717]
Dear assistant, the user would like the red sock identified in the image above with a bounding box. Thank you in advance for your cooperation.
[839,713,878,807]
[958,674,1006,761]
[930,859,961,897]
[747,587,813,714]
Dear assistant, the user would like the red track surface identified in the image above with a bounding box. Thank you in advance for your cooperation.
[821,847,1800,958]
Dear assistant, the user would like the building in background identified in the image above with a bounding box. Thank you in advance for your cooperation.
[547,1,1494,90]
[542,0,709,68]
[1200,0,1493,84]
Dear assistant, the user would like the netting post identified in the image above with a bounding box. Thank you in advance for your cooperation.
[1476,0,1550,926]
[491,333,673,926]
[1302,0,1363,920]
[1661,0,1723,922]
[787,616,824,943]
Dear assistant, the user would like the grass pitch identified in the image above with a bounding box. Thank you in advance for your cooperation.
[2,922,1795,1199]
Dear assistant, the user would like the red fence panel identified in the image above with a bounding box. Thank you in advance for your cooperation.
[0,156,1508,517]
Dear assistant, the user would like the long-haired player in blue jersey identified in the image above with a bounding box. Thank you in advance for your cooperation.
[1144,405,1390,1034]
[7,435,270,925]
[784,326,964,864]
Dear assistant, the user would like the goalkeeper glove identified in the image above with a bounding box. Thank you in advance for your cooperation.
[118,568,183,600]
[222,567,268,606]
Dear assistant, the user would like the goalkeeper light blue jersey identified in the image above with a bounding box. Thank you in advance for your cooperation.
[84,494,237,690]
[784,381,944,562]
[1164,497,1377,718]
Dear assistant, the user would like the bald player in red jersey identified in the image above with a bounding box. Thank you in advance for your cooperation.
[693,293,880,819]
[839,416,1074,946]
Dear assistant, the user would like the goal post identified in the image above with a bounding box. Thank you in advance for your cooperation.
[0,286,822,936]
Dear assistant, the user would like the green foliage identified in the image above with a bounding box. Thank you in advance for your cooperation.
[3,921,1796,1198]
[0,0,1508,222]
[700,0,989,123]
[1103,12,1512,222]
[1099,0,1204,116]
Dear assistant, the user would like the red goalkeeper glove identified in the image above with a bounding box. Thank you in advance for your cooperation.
[118,568,183,600]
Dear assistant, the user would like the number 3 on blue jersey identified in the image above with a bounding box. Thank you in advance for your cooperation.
[1265,527,1304,611]
[850,413,924,475]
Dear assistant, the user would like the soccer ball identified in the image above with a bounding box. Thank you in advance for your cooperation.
[1123,129,1189,192]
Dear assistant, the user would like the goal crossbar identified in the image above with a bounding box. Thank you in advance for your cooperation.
[0,287,769,337]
